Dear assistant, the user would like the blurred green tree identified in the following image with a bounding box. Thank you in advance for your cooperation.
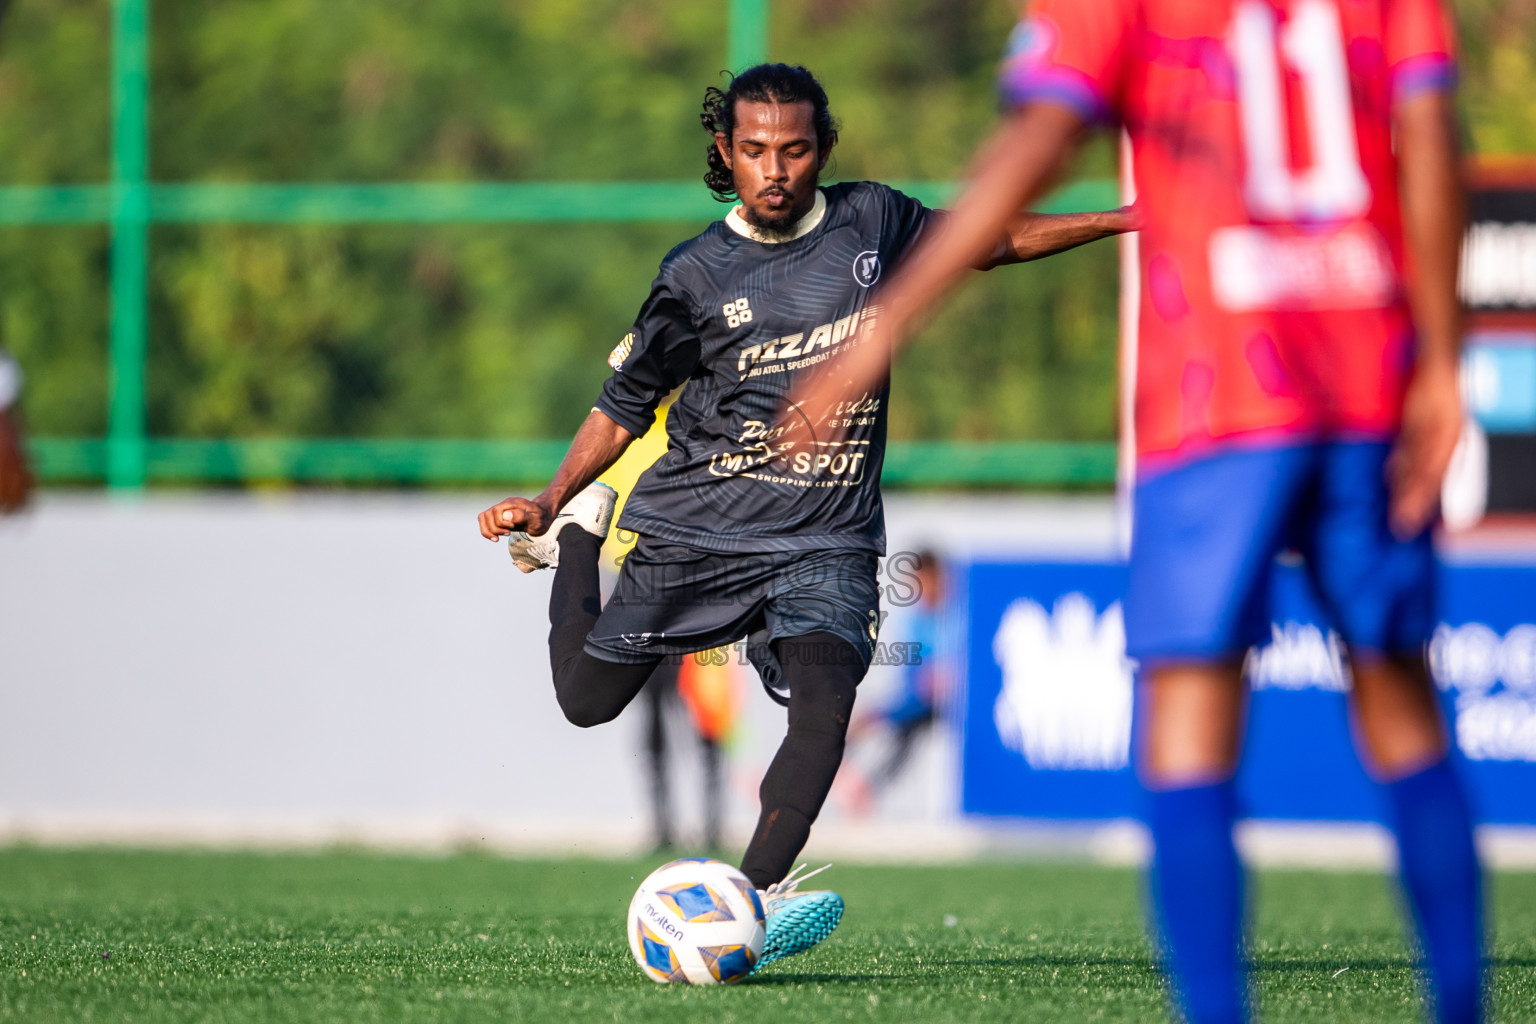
[0,0,1528,456]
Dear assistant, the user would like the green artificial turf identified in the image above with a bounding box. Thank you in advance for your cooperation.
[0,847,1531,1022]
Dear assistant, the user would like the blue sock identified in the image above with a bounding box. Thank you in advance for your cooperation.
[1384,758,1484,1024]
[1146,780,1247,1024]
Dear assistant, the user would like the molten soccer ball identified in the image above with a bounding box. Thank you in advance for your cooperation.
[627,857,765,984]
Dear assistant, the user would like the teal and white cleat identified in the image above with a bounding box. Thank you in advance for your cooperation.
[506,481,617,573]
[755,863,843,969]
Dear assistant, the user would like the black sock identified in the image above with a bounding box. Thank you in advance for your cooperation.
[740,632,860,890]
[548,525,603,673]
[544,525,656,727]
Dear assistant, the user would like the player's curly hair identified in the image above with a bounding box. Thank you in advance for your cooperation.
[700,63,839,203]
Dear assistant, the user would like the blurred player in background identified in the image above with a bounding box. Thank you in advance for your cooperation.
[639,654,727,852]
[478,62,1133,968]
[597,405,734,854]
[839,549,951,815]
[796,0,1482,1020]
[0,348,32,514]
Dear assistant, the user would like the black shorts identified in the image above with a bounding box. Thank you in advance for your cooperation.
[584,536,882,703]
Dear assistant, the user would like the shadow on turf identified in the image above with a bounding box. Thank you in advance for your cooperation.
[1255,959,1416,973]
[752,954,1536,985]
[748,973,885,985]
[1257,956,1536,972]
[937,956,1149,970]
[936,954,1536,973]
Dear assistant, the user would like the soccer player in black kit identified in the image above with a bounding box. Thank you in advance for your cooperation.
[478,63,1133,969]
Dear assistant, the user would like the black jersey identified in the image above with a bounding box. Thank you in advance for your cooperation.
[595,181,937,555]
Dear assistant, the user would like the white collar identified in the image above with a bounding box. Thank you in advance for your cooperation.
[725,188,826,243]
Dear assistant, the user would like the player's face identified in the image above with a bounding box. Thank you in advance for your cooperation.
[716,99,827,235]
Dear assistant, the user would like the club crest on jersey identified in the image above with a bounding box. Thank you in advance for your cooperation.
[723,297,754,329]
[853,250,881,288]
[608,332,635,370]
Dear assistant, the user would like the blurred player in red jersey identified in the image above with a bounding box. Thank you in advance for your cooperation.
[0,348,32,514]
[793,1,1482,1021]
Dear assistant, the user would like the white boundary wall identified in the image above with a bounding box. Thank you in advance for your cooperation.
[2,492,1531,868]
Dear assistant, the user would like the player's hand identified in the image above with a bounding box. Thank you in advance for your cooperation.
[478,495,555,541]
[1387,356,1462,540]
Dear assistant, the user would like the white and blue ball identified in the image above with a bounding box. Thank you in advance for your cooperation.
[626,858,765,984]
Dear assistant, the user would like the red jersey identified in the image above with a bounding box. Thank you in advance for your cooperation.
[999,0,1457,465]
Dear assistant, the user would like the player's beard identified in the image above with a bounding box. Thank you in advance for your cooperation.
[743,187,806,242]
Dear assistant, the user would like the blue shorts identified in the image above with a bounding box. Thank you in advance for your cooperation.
[1125,440,1435,664]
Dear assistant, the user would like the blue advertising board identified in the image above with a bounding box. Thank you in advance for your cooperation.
[962,559,1536,824]
[1465,333,1536,432]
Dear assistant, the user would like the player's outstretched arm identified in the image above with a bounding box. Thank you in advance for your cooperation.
[978,206,1138,269]
[1388,88,1465,539]
[880,102,1087,336]
[785,101,1086,430]
[477,408,635,541]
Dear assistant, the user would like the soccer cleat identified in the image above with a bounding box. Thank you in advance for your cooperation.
[754,863,843,969]
[506,481,617,573]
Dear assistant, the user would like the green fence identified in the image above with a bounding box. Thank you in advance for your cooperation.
[7,0,1119,490]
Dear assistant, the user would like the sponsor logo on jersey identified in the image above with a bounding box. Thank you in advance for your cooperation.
[853,250,882,288]
[736,307,869,377]
[622,631,663,647]
[785,445,870,480]
[1208,223,1393,312]
[706,441,786,478]
[828,392,881,429]
[723,297,754,329]
[706,431,871,487]
[608,332,635,370]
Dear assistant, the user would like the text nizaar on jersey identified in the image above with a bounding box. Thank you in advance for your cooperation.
[735,305,879,381]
